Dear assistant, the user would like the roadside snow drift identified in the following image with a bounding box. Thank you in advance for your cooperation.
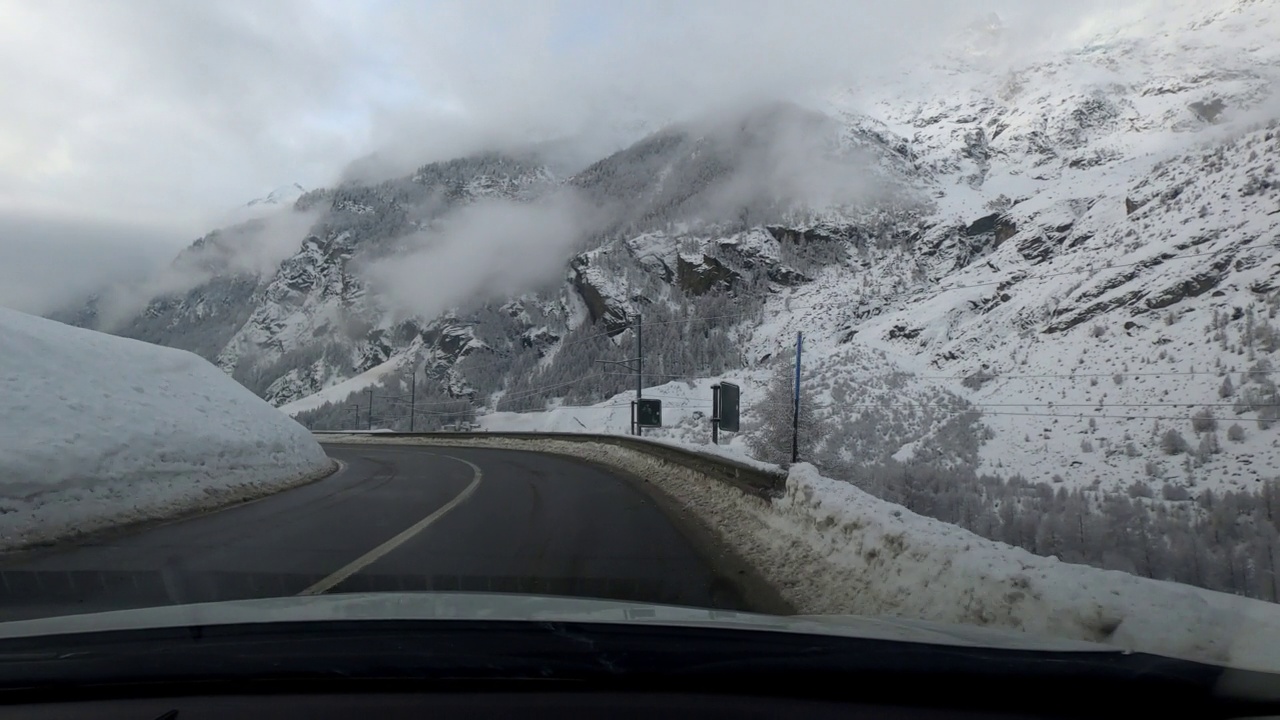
[0,308,332,549]
[768,465,1280,671]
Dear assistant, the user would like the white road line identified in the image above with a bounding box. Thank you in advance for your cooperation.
[298,453,483,596]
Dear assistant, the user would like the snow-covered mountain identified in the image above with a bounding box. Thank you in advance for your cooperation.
[245,183,307,209]
[62,0,1280,569]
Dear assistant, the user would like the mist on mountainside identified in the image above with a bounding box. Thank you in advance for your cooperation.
[89,207,325,331]
[93,99,904,337]
[355,100,919,322]
[359,191,601,322]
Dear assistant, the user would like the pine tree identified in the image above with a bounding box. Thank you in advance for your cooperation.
[1161,428,1190,455]
[1191,408,1218,433]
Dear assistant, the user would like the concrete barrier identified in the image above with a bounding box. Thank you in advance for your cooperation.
[315,431,785,499]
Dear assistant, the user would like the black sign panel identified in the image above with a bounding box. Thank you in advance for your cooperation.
[718,382,740,432]
[636,398,663,427]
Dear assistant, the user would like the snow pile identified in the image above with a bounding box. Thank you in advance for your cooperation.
[320,432,1280,670]
[769,464,1280,670]
[0,308,333,549]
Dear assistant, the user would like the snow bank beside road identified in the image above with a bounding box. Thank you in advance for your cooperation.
[751,464,1280,671]
[322,433,1280,670]
[0,308,333,550]
[769,465,1280,670]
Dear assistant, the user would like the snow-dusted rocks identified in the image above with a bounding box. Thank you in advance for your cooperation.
[0,308,332,550]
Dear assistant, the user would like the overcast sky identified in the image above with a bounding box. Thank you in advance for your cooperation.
[0,0,1140,314]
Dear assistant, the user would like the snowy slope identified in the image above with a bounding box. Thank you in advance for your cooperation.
[0,308,332,549]
[277,351,415,417]
[797,0,1280,493]
[480,378,719,434]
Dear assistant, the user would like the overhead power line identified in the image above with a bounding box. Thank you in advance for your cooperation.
[960,409,1265,424]
[602,368,1277,383]
[630,247,1234,330]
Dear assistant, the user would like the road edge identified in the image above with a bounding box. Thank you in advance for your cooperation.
[0,458,341,562]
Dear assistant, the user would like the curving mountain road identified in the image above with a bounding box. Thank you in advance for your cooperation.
[0,444,786,621]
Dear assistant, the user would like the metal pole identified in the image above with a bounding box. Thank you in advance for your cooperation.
[367,388,374,431]
[711,383,721,445]
[635,313,643,436]
[409,371,416,433]
[792,332,803,464]
[351,404,359,430]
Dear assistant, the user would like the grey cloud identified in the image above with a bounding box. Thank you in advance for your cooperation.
[359,0,1130,167]
[0,210,177,315]
[0,0,371,226]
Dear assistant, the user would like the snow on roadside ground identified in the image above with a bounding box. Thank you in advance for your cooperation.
[0,308,333,550]
[323,432,1280,670]
[768,465,1280,671]
[477,377,763,447]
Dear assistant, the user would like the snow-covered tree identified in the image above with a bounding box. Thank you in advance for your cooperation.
[1161,428,1190,455]
[1228,423,1246,442]
[747,353,825,466]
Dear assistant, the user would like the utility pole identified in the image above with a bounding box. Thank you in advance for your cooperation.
[409,371,417,433]
[635,312,643,435]
[594,313,644,436]
[636,313,643,402]
[792,331,803,464]
[367,388,374,431]
[351,404,359,431]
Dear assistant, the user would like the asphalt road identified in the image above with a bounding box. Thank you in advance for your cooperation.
[0,444,785,621]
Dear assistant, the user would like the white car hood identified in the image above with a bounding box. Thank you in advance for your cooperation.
[0,592,1114,654]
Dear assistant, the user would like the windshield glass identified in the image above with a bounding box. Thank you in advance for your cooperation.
[1,0,1279,678]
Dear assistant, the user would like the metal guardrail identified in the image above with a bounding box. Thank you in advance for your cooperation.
[315,431,785,499]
